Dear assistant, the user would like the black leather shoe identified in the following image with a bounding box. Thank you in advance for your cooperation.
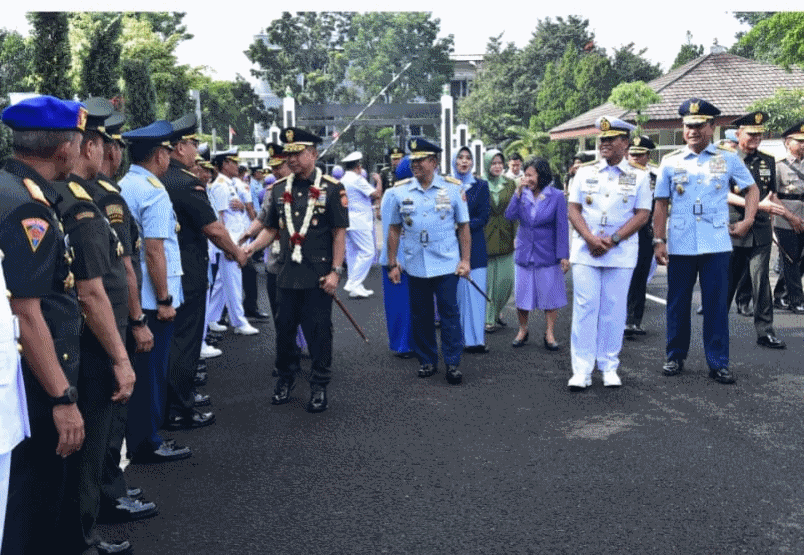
[791,304,804,314]
[511,331,529,348]
[709,367,736,384]
[307,386,328,413]
[206,331,224,341]
[464,344,490,354]
[445,365,462,385]
[393,351,414,359]
[193,392,211,407]
[126,487,143,499]
[246,310,270,321]
[98,497,158,523]
[543,335,560,351]
[96,539,133,554]
[418,364,437,378]
[631,325,646,336]
[193,371,207,387]
[662,359,684,376]
[130,441,191,463]
[624,324,636,337]
[757,334,786,349]
[205,336,220,347]
[696,305,703,315]
[774,298,790,310]
[165,410,215,430]
[196,360,207,372]
[271,377,296,404]
[736,304,753,317]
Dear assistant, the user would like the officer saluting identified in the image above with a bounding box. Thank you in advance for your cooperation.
[727,111,786,349]
[0,96,86,553]
[385,138,471,385]
[653,98,759,384]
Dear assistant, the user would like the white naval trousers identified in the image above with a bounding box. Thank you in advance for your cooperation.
[570,264,634,379]
[344,229,375,291]
[208,254,248,329]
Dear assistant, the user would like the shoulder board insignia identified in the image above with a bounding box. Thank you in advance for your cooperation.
[182,169,197,178]
[759,149,775,159]
[628,160,646,171]
[23,178,50,206]
[579,159,597,167]
[717,143,736,153]
[68,181,93,201]
[75,211,96,220]
[394,178,412,187]
[97,180,118,193]
[444,176,462,185]
[105,204,124,224]
[274,176,291,185]
[648,161,659,168]
[21,217,49,252]
[147,177,164,189]
[662,148,683,160]
[194,186,206,192]
[323,174,340,184]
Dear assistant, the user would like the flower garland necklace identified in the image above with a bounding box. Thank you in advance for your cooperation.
[282,167,325,263]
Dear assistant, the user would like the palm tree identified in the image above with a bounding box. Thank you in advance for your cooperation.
[503,115,550,159]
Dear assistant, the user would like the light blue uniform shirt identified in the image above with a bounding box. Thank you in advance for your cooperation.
[119,165,184,309]
[656,143,755,256]
[387,174,470,278]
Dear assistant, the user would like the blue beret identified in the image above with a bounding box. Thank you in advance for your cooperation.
[408,137,441,160]
[1,95,88,132]
[122,120,174,149]
[395,156,413,180]
[679,98,721,124]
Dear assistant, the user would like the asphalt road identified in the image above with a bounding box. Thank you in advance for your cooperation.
[100,264,804,554]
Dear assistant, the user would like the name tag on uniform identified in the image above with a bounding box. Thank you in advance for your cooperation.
[583,178,600,193]
[401,198,414,214]
[618,173,636,188]
[709,156,727,174]
[672,173,688,185]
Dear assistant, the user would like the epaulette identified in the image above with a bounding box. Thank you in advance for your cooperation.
[759,149,776,159]
[146,177,164,189]
[394,178,412,187]
[181,169,197,179]
[23,178,50,206]
[717,143,736,153]
[322,174,340,184]
[68,181,94,201]
[648,161,659,169]
[661,148,684,161]
[274,175,291,185]
[579,159,597,167]
[628,160,646,171]
[444,176,462,185]
[97,179,119,193]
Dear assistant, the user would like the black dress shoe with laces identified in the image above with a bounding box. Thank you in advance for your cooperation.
[193,392,211,407]
[418,364,437,378]
[98,496,158,523]
[709,367,736,384]
[165,410,215,430]
[631,325,646,336]
[271,377,296,404]
[663,359,684,376]
[464,344,490,354]
[307,386,328,413]
[792,304,804,314]
[193,371,207,387]
[774,298,790,310]
[736,304,753,317]
[96,539,133,554]
[246,310,270,321]
[130,441,191,463]
[445,365,462,385]
[757,334,786,349]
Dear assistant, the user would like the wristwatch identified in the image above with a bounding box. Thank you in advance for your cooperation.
[51,386,78,406]
[331,266,344,276]
[611,233,622,246]
[652,237,667,246]
[156,294,173,307]
[129,313,148,327]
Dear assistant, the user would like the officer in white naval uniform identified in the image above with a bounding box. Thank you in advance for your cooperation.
[341,151,380,298]
[207,150,258,336]
[0,248,30,549]
[567,117,652,390]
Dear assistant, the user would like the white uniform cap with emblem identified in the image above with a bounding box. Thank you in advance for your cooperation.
[342,151,363,163]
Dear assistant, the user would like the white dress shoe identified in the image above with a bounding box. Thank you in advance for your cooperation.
[603,371,622,388]
[208,322,227,332]
[233,323,259,335]
[567,374,590,390]
[349,285,374,298]
[200,343,222,359]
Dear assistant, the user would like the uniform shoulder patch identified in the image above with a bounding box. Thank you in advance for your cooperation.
[394,178,412,187]
[146,177,164,189]
[105,204,125,224]
[717,143,736,153]
[181,169,197,178]
[68,181,93,201]
[97,179,119,193]
[21,217,49,252]
[444,176,462,185]
[274,176,290,186]
[662,148,683,160]
[194,186,206,192]
[628,160,646,171]
[323,174,340,184]
[23,178,50,206]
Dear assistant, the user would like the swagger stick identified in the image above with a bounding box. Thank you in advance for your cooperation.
[461,274,492,303]
[332,293,369,343]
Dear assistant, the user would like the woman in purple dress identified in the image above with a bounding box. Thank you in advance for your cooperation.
[504,157,569,349]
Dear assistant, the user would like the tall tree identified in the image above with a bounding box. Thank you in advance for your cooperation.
[730,12,804,69]
[748,89,804,134]
[135,12,194,42]
[199,76,271,145]
[29,12,72,98]
[0,29,34,162]
[122,58,157,129]
[608,81,662,134]
[246,12,353,105]
[610,43,662,85]
[80,14,123,99]
[670,31,704,70]
[341,12,454,103]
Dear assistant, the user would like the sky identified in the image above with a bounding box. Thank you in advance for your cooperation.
[2,4,799,84]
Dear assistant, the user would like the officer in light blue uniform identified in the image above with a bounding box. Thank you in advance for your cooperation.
[385,138,471,385]
[653,98,758,384]
[119,120,191,462]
